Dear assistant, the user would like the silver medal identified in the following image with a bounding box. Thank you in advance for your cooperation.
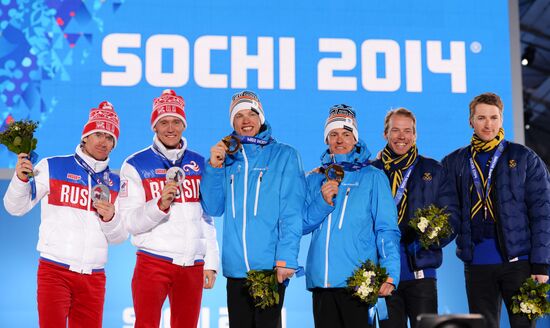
[92,184,110,204]
[166,167,185,198]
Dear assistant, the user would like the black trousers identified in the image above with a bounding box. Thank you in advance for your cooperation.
[464,261,535,328]
[312,288,373,328]
[379,278,438,328]
[226,277,286,328]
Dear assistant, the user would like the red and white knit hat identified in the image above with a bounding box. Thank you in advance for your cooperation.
[151,89,186,130]
[81,101,120,147]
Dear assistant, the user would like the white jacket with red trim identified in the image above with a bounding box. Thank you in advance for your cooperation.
[3,146,127,274]
[119,136,219,272]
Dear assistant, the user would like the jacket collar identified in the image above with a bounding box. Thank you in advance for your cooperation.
[75,145,109,173]
[152,135,187,162]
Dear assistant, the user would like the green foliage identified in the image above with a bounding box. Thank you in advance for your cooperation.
[408,204,453,249]
[0,120,38,155]
[346,260,388,306]
[245,270,280,309]
[511,278,550,320]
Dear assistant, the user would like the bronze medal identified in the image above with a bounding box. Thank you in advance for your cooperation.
[222,135,242,155]
[325,164,344,184]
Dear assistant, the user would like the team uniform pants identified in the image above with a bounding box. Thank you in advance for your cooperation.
[131,252,204,328]
[378,278,438,328]
[465,261,534,328]
[226,277,286,328]
[37,259,105,328]
[311,288,373,328]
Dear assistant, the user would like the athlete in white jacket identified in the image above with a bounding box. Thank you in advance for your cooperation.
[3,101,127,328]
[119,89,219,328]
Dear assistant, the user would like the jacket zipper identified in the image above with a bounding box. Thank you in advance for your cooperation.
[241,148,251,272]
[253,171,263,216]
[338,187,351,229]
[230,174,235,218]
[324,213,332,287]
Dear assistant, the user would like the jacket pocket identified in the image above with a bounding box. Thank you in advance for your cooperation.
[253,171,263,216]
[230,174,235,219]
[338,187,351,229]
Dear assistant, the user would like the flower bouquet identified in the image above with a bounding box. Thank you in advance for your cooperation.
[511,278,550,320]
[0,120,39,198]
[245,270,280,309]
[347,260,388,306]
[0,119,38,155]
[408,204,453,249]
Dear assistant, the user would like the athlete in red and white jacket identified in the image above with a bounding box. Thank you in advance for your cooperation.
[119,89,219,328]
[3,101,127,328]
[121,136,218,269]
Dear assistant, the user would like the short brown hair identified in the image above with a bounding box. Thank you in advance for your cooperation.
[469,92,504,120]
[384,107,416,135]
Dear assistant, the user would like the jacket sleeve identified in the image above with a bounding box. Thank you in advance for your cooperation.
[525,150,550,271]
[99,197,128,244]
[371,169,401,287]
[119,162,169,235]
[201,213,220,272]
[3,158,50,216]
[433,164,460,248]
[303,173,334,235]
[200,163,226,217]
[274,149,306,269]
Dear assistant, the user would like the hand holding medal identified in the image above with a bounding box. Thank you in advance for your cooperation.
[222,135,241,155]
[159,167,185,210]
[91,184,114,222]
[210,138,231,168]
[320,164,344,206]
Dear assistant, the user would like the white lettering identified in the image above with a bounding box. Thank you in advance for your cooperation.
[145,34,189,87]
[361,39,400,91]
[405,40,422,92]
[218,307,229,328]
[426,41,466,93]
[194,36,228,88]
[150,181,161,199]
[60,185,70,203]
[318,38,357,91]
[231,36,274,89]
[101,33,141,86]
[100,34,467,93]
[279,37,296,90]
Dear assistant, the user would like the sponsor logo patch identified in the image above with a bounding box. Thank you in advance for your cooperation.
[66,173,81,181]
[120,179,128,197]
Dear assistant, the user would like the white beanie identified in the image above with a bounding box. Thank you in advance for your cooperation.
[324,104,358,144]
[229,90,265,129]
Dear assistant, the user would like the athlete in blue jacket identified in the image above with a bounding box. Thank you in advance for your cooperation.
[303,104,400,328]
[201,90,306,328]
[442,92,550,328]
[371,108,459,328]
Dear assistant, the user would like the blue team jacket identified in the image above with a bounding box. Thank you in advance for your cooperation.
[201,123,306,278]
[303,140,401,289]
